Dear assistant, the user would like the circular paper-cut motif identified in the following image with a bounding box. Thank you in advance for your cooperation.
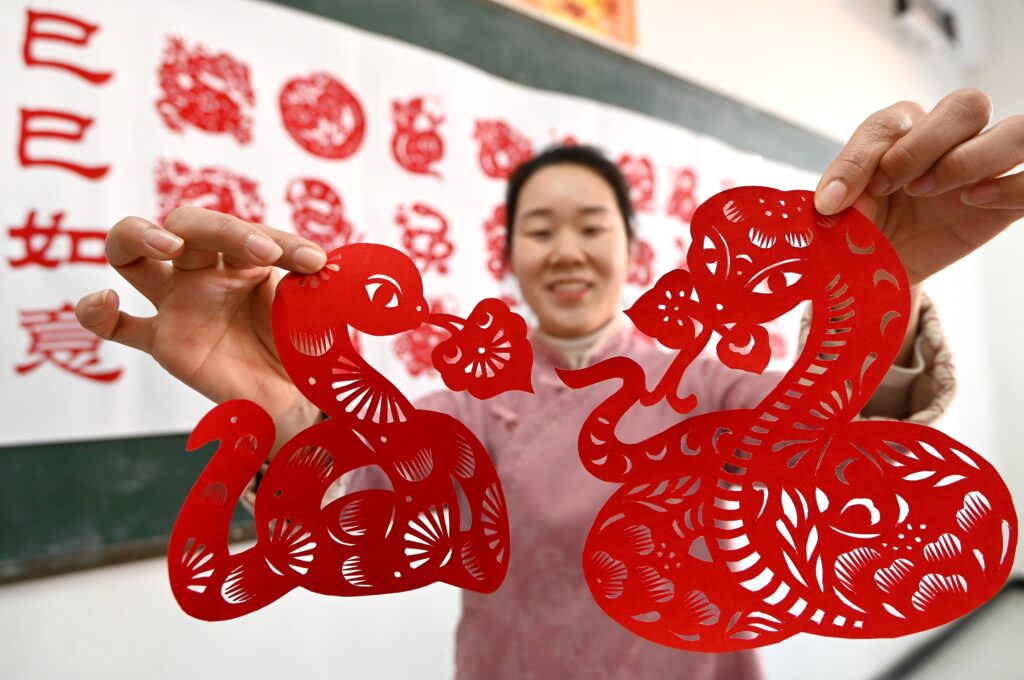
[279,72,366,159]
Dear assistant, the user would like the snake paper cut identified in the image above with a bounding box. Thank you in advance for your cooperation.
[558,186,1017,651]
[168,243,532,621]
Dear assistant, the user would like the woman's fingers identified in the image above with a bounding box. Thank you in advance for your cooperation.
[871,88,993,197]
[815,100,925,214]
[104,216,178,303]
[75,289,155,353]
[106,215,184,266]
[912,115,1024,197]
[962,170,1024,210]
[163,206,326,273]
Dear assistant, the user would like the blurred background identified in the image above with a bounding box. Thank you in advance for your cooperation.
[1,1,1020,678]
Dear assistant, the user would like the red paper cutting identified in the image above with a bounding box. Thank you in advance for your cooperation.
[617,154,656,214]
[473,119,533,180]
[168,243,532,620]
[285,177,360,250]
[154,159,264,224]
[279,72,365,159]
[391,97,445,177]
[394,202,454,275]
[558,186,1017,651]
[155,37,255,144]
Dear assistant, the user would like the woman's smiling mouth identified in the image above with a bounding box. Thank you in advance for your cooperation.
[548,279,592,301]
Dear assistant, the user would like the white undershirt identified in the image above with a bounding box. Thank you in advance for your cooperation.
[535,315,625,369]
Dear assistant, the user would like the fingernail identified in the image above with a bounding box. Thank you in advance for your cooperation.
[962,185,1000,205]
[866,170,892,196]
[84,290,109,308]
[246,233,283,262]
[143,228,184,254]
[294,245,326,271]
[816,180,847,214]
[905,174,935,196]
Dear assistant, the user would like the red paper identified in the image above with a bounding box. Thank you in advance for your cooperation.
[169,243,532,620]
[559,187,1017,650]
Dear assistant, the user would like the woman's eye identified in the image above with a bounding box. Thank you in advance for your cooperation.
[582,226,607,236]
[526,229,551,240]
[365,276,402,309]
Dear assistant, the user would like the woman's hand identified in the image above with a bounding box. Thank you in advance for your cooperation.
[815,88,1024,286]
[75,207,327,432]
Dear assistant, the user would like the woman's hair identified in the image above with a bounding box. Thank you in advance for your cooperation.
[504,144,635,258]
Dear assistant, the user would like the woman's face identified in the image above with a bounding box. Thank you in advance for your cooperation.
[509,163,631,338]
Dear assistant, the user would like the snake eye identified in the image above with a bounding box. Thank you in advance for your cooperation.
[752,269,802,295]
[365,275,403,309]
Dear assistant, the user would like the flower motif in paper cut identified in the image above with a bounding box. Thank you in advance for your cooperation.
[432,298,533,399]
[625,269,703,350]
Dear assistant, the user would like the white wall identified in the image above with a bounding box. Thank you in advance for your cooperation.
[634,0,972,141]
[969,0,1024,582]
[2,2,1021,679]
[0,552,460,680]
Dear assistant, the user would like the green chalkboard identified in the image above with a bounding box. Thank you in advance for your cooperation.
[0,0,839,584]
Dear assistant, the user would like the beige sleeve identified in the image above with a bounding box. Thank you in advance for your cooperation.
[799,292,956,425]
[239,463,265,516]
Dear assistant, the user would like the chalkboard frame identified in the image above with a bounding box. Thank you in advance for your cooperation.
[0,0,839,585]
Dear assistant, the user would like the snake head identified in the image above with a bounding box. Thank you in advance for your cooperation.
[277,243,429,338]
[688,187,824,325]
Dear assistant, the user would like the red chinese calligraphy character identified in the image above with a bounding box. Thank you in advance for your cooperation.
[617,154,656,213]
[155,159,264,224]
[22,10,112,84]
[156,37,255,144]
[16,303,122,382]
[483,204,508,281]
[391,97,445,177]
[8,210,107,268]
[18,109,110,179]
[285,178,359,250]
[395,202,455,275]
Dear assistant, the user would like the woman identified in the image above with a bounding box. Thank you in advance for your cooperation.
[77,89,1023,678]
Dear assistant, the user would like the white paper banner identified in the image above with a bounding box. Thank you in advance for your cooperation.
[1,0,816,447]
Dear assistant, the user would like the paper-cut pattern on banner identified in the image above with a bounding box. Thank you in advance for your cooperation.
[395,202,454,275]
[666,166,698,225]
[155,159,264,224]
[618,154,655,213]
[285,177,360,251]
[473,119,533,180]
[391,97,445,178]
[558,187,1017,651]
[155,36,255,144]
[168,243,532,620]
[482,204,509,282]
[279,72,366,160]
